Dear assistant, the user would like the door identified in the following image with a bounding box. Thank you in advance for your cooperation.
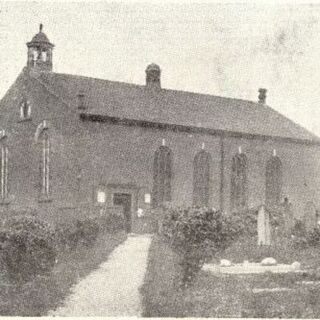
[113,193,132,232]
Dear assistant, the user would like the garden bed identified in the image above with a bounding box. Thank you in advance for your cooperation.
[0,231,126,316]
[141,235,320,318]
[140,235,243,317]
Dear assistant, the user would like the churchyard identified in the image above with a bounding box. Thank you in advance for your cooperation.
[1,203,320,317]
[141,204,320,318]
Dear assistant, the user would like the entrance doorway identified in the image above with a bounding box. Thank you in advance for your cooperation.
[113,193,132,233]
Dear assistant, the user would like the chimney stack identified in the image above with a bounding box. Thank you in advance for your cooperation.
[77,90,86,110]
[258,88,267,104]
[145,63,161,89]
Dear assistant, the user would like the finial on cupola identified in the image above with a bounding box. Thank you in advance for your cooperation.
[39,23,43,32]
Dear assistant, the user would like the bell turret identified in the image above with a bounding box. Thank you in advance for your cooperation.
[26,24,54,71]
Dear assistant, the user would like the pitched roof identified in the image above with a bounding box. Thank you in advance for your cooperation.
[32,70,320,144]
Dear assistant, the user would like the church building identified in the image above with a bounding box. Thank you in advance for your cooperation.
[0,25,320,231]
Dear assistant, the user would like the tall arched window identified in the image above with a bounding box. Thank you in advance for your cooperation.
[265,156,282,209]
[231,153,248,211]
[193,150,211,207]
[36,121,50,199]
[152,146,172,208]
[20,100,31,120]
[0,132,8,201]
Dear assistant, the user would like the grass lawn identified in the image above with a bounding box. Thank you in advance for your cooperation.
[141,235,320,318]
[0,231,127,316]
[140,236,244,317]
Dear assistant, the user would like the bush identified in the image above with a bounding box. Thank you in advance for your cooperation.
[287,218,320,249]
[56,218,99,250]
[56,213,125,250]
[159,206,243,287]
[0,215,57,282]
[307,227,320,246]
[98,214,125,233]
[78,218,100,246]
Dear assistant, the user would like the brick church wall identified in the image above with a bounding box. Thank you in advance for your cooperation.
[0,70,319,226]
[71,120,320,220]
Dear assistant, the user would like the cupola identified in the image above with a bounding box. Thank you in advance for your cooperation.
[145,63,161,89]
[26,24,54,72]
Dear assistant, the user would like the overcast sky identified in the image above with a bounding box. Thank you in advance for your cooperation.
[0,1,320,136]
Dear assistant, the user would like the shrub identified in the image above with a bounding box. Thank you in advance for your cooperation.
[288,219,320,249]
[291,219,306,237]
[0,215,57,282]
[98,214,125,233]
[56,222,79,250]
[159,206,244,287]
[76,218,100,247]
[56,218,99,250]
[307,227,320,246]
[56,213,124,250]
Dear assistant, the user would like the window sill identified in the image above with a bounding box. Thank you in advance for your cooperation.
[18,117,32,123]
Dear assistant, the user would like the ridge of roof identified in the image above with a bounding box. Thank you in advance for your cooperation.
[44,71,260,106]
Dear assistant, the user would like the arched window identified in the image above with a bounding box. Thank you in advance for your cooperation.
[33,50,38,61]
[41,51,47,62]
[193,150,211,207]
[265,156,282,209]
[152,146,172,208]
[20,100,31,120]
[230,153,248,211]
[36,121,50,199]
[0,132,8,201]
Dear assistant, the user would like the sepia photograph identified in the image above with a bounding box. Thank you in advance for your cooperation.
[0,0,320,317]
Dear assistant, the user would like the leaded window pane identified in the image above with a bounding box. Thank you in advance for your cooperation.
[152,146,172,208]
[193,150,211,207]
[231,153,248,211]
[265,156,282,209]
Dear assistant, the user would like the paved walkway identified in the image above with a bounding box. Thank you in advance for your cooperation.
[49,234,152,317]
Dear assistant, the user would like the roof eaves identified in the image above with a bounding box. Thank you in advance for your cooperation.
[79,112,320,147]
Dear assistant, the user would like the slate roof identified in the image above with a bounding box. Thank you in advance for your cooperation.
[32,70,320,144]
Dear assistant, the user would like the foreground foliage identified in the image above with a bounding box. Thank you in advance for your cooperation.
[142,205,320,317]
[141,235,320,318]
[0,231,126,316]
[159,206,243,286]
[0,215,57,281]
[56,214,124,250]
[0,211,125,283]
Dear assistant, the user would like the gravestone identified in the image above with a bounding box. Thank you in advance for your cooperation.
[304,201,318,231]
[257,205,271,246]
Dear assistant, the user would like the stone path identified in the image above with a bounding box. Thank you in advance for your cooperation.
[49,234,152,317]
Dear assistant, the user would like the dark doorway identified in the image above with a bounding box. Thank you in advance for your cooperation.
[113,193,132,233]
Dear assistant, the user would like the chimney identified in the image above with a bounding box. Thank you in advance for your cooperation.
[77,90,86,110]
[258,88,267,104]
[145,63,161,89]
